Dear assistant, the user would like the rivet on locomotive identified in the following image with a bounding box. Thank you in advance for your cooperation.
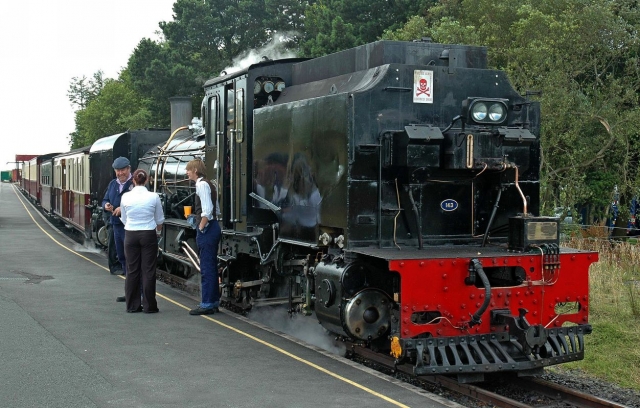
[142,40,598,383]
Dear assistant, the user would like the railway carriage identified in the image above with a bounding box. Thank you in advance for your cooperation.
[21,157,38,201]
[52,147,91,236]
[38,153,60,213]
[20,153,59,207]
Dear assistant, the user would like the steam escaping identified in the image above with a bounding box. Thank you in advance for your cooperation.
[73,240,103,254]
[248,306,347,356]
[222,33,299,75]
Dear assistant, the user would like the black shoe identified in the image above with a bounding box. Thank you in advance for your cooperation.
[127,306,143,313]
[144,309,159,314]
[189,306,219,315]
[110,269,124,275]
[116,296,126,302]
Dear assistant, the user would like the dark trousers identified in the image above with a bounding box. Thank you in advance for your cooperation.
[124,230,158,312]
[113,224,127,275]
[107,225,122,273]
[196,221,221,308]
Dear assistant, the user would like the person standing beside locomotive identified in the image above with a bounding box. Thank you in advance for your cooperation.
[185,159,221,315]
[102,156,133,302]
[119,169,164,313]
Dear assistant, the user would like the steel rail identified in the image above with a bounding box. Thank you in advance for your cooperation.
[513,377,630,408]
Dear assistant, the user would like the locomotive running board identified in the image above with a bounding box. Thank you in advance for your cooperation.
[409,325,590,378]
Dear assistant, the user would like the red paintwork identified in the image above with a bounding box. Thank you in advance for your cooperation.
[28,179,38,202]
[15,154,37,162]
[390,251,598,339]
[53,188,91,233]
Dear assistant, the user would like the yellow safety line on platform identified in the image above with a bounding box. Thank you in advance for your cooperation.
[12,185,410,408]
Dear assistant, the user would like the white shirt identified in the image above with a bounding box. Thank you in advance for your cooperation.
[120,186,165,231]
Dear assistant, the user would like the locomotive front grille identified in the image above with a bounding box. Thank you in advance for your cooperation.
[406,325,590,377]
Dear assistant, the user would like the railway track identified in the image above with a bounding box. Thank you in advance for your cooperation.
[348,343,630,408]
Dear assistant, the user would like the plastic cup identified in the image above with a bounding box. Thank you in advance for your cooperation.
[184,206,192,217]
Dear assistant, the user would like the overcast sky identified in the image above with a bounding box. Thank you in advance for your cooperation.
[0,0,177,171]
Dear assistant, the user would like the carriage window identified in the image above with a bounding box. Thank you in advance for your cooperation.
[235,89,244,143]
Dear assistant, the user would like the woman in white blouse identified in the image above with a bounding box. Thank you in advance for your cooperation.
[120,169,164,313]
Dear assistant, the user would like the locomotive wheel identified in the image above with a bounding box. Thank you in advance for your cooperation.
[96,225,109,247]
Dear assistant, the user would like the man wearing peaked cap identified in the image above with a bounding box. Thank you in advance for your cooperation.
[102,157,134,302]
[112,156,130,169]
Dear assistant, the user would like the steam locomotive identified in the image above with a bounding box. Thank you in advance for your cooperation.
[140,40,598,383]
[20,39,597,383]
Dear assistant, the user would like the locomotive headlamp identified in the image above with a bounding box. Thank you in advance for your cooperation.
[463,98,509,125]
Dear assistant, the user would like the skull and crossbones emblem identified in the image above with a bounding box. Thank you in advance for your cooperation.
[416,78,430,97]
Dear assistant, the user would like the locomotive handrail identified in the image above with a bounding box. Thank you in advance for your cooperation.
[508,163,528,215]
[180,241,200,272]
[154,126,189,192]
[143,148,204,159]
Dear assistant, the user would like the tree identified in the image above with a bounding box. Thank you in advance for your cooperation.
[159,0,306,73]
[70,75,149,148]
[301,0,434,57]
[67,71,104,110]
[127,38,198,127]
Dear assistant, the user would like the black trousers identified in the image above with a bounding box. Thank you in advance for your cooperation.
[124,230,158,312]
[107,225,122,273]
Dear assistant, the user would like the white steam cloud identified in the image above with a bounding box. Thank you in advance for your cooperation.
[248,306,347,356]
[222,33,299,75]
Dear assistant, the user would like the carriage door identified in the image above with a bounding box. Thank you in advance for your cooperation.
[61,159,69,218]
[216,82,244,230]
[205,93,220,222]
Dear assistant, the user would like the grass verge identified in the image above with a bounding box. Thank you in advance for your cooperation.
[554,234,640,390]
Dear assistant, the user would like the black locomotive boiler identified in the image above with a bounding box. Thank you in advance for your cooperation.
[145,40,598,383]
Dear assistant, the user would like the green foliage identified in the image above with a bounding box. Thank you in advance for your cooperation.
[70,77,149,149]
[160,0,305,72]
[127,38,197,127]
[301,0,435,57]
[67,71,104,110]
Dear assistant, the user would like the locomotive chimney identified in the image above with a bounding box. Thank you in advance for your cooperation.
[169,96,193,134]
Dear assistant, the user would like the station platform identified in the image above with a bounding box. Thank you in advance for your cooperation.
[0,182,465,408]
